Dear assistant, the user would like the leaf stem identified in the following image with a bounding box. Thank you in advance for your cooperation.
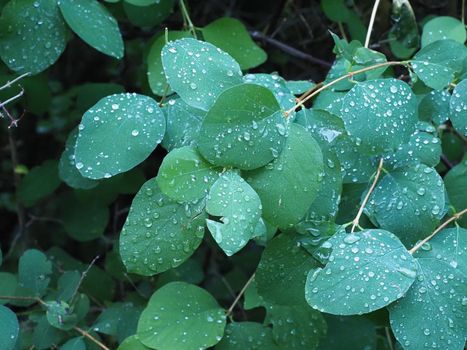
[284,61,407,116]
[351,158,384,233]
[74,326,110,350]
[0,295,46,306]
[179,0,197,38]
[0,72,30,92]
[408,208,467,254]
[364,0,381,48]
[226,273,255,316]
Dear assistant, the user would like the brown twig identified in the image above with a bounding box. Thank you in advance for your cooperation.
[73,326,110,350]
[226,273,255,317]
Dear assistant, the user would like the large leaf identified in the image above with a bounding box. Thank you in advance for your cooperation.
[137,282,226,350]
[206,170,262,256]
[119,178,205,276]
[202,17,267,70]
[215,322,279,350]
[256,232,320,306]
[59,0,124,59]
[450,78,467,136]
[388,228,467,350]
[197,83,287,170]
[161,38,242,111]
[0,0,67,74]
[246,123,323,228]
[366,163,446,246]
[340,78,418,154]
[75,93,165,179]
[0,306,19,350]
[411,40,467,90]
[305,229,417,315]
[157,146,220,202]
[421,16,466,47]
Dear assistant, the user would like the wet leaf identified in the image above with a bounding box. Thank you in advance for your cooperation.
[418,90,450,125]
[421,16,466,47]
[388,0,419,59]
[450,78,467,136]
[18,249,52,298]
[444,160,467,228]
[215,322,279,350]
[0,305,19,350]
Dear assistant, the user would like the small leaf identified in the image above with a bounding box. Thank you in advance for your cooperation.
[305,229,417,315]
[60,337,86,350]
[243,73,296,110]
[59,0,124,58]
[419,90,450,125]
[0,305,19,350]
[197,83,287,170]
[157,146,220,202]
[215,322,279,350]
[46,300,78,330]
[421,16,466,47]
[450,78,467,136]
[206,170,262,256]
[161,38,243,111]
[123,0,175,28]
[0,0,67,74]
[388,0,419,59]
[246,123,324,228]
[340,78,418,154]
[119,179,205,276]
[444,160,467,228]
[388,227,467,350]
[137,282,226,350]
[366,163,446,246]
[75,93,165,179]
[18,249,52,298]
[202,17,267,70]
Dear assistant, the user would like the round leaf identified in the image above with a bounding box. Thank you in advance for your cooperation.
[119,178,205,276]
[444,160,467,227]
[75,93,165,179]
[197,83,287,170]
[421,16,466,47]
[450,78,467,136]
[305,229,417,315]
[59,0,124,59]
[137,282,226,350]
[0,305,19,350]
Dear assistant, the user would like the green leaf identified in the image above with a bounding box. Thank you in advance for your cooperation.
[18,249,52,297]
[421,16,466,47]
[75,93,165,179]
[419,90,450,125]
[147,31,191,96]
[157,146,220,202]
[411,40,467,90]
[59,128,99,190]
[32,315,65,349]
[256,232,320,306]
[118,335,150,350]
[0,0,67,74]
[243,73,296,110]
[55,270,81,302]
[46,301,78,331]
[285,80,315,95]
[450,78,467,136]
[246,123,324,228]
[266,304,327,349]
[388,227,467,350]
[123,0,175,28]
[366,163,446,246]
[197,83,287,170]
[60,337,86,350]
[161,38,243,111]
[215,322,279,350]
[0,305,19,350]
[388,0,419,59]
[76,82,125,113]
[202,17,267,70]
[0,273,16,305]
[340,79,418,154]
[206,170,262,256]
[58,0,124,59]
[93,302,142,343]
[444,160,467,228]
[321,0,351,22]
[137,282,226,350]
[119,178,205,276]
[305,229,417,315]
[161,97,205,151]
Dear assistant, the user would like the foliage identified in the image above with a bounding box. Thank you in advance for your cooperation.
[0,1,466,350]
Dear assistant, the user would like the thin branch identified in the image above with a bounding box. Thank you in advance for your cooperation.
[285,61,407,116]
[179,0,197,38]
[70,255,100,303]
[73,326,110,350]
[365,0,381,48]
[440,154,453,170]
[0,72,30,92]
[351,158,384,233]
[0,295,46,306]
[337,22,348,41]
[226,273,255,316]
[249,31,332,68]
[409,208,467,254]
[0,88,25,110]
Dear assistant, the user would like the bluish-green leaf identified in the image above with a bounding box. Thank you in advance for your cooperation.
[59,0,124,59]
[18,249,52,297]
[60,337,86,350]
[0,0,67,74]
[216,322,279,350]
[197,83,287,170]
[450,78,467,136]
[444,160,467,228]
[137,282,226,350]
[157,146,220,202]
[75,93,165,179]
[46,301,78,330]
[243,73,296,110]
[161,38,243,111]
[123,0,175,28]
[0,305,19,350]
[341,79,418,154]
[305,229,417,315]
[421,16,466,47]
[366,163,446,246]
[119,178,205,276]
[206,170,262,256]
[419,90,450,125]
[246,123,323,228]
